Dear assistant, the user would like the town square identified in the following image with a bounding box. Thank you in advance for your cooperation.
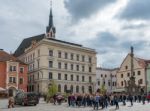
[0,0,150,111]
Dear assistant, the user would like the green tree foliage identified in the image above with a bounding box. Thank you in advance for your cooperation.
[100,84,106,94]
[47,80,58,98]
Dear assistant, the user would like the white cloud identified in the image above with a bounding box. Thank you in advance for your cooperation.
[0,0,150,68]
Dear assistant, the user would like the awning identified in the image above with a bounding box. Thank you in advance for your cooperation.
[0,87,6,92]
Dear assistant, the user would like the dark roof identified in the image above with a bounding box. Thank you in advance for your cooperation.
[47,38,82,47]
[14,34,45,57]
[0,50,26,65]
[14,34,84,57]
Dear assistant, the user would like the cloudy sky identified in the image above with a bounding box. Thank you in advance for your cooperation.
[0,0,150,68]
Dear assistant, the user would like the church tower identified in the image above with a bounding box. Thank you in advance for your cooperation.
[46,0,56,39]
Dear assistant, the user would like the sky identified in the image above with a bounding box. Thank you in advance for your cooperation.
[0,0,150,68]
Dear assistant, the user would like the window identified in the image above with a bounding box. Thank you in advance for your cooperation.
[89,67,92,72]
[9,77,16,83]
[49,50,53,56]
[139,79,143,84]
[138,71,141,75]
[125,66,128,70]
[58,73,61,80]
[121,74,123,78]
[49,72,53,79]
[71,53,74,60]
[82,55,85,62]
[20,67,24,73]
[112,82,115,86]
[76,75,79,81]
[71,64,74,70]
[105,75,107,78]
[58,84,61,92]
[71,75,73,81]
[58,62,61,69]
[65,74,67,80]
[64,85,67,92]
[133,71,135,76]
[76,86,79,93]
[121,81,124,86]
[9,66,16,72]
[89,76,92,82]
[76,54,79,61]
[89,57,92,63]
[103,81,105,85]
[76,65,79,71]
[127,73,130,77]
[58,51,61,58]
[70,85,73,93]
[98,81,100,85]
[101,74,103,77]
[19,78,23,84]
[49,61,53,68]
[82,66,85,72]
[82,76,85,82]
[108,81,111,86]
[65,52,68,59]
[64,63,68,70]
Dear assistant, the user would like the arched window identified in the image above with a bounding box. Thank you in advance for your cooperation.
[76,86,79,93]
[82,86,84,93]
[70,85,73,93]
[64,85,67,92]
[58,84,61,92]
[88,86,92,94]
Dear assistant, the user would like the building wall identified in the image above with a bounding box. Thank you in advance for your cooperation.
[18,64,28,92]
[19,39,97,94]
[117,54,146,90]
[146,64,150,93]
[96,68,118,93]
[0,60,27,96]
[0,62,6,88]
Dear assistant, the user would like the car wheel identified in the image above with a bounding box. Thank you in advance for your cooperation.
[34,104,37,106]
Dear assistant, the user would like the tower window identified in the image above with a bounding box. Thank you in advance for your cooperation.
[49,50,53,56]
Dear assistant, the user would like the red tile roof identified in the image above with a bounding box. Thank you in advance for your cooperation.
[0,50,26,65]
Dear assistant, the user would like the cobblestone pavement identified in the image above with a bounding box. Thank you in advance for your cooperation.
[1,98,150,111]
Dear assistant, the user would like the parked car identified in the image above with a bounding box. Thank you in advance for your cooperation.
[14,92,39,106]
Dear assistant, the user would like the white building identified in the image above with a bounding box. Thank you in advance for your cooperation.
[96,67,118,93]
[14,4,97,94]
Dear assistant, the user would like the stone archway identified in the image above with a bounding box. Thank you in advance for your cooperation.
[8,87,17,97]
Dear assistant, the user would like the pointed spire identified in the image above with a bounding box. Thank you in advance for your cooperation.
[49,0,53,27]
[46,0,56,38]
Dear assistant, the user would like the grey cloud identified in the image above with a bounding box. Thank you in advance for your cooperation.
[122,23,148,30]
[82,32,118,55]
[64,0,117,22]
[119,0,150,20]
[120,40,148,51]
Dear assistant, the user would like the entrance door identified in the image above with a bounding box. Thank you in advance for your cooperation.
[8,89,13,97]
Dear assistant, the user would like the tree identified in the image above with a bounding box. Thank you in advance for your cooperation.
[47,80,58,98]
[100,84,106,94]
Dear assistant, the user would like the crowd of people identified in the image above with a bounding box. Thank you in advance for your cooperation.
[67,93,150,110]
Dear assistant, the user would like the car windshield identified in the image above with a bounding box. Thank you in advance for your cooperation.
[27,93,36,98]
